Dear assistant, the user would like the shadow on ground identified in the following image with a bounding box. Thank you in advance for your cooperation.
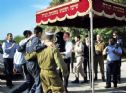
[68,78,126,93]
[69,86,126,93]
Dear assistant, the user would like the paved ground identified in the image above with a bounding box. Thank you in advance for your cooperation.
[0,60,126,93]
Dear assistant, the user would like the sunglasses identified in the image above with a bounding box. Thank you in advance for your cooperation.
[113,34,116,36]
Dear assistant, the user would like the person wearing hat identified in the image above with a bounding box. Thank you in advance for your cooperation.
[25,30,68,93]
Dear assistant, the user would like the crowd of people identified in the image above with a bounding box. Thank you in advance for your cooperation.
[0,26,123,93]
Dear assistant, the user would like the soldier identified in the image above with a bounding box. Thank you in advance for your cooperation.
[25,31,68,93]
[94,34,105,81]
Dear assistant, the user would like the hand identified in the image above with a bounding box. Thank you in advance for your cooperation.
[103,47,108,55]
[76,42,80,46]
[13,68,17,75]
[44,41,55,48]
[60,52,65,55]
[105,47,108,52]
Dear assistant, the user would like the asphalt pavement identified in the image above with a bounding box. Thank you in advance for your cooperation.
[0,60,126,93]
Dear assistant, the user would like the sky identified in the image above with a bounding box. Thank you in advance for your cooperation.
[0,0,51,40]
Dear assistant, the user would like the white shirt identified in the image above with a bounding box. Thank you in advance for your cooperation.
[19,35,35,46]
[2,40,18,58]
[74,41,84,57]
[85,37,90,47]
[64,40,73,58]
[14,49,25,65]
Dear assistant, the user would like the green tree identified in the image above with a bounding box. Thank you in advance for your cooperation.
[111,0,126,4]
[94,27,126,46]
[14,35,24,44]
[50,0,66,6]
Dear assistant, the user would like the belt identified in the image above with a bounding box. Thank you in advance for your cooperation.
[41,68,56,71]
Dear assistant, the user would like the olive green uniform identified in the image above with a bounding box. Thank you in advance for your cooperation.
[25,47,67,93]
[94,42,105,79]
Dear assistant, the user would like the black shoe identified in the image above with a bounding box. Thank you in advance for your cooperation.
[105,84,111,88]
[114,84,117,88]
[64,88,68,93]
[7,84,14,89]
[71,79,79,83]
[113,83,117,88]
[81,80,88,84]
[94,77,97,81]
[118,79,121,83]
[102,76,105,82]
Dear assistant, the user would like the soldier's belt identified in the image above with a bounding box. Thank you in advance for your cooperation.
[41,68,57,71]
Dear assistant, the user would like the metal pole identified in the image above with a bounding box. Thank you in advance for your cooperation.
[89,10,94,93]
[88,31,92,88]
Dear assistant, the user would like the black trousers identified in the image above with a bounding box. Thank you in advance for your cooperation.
[117,59,121,81]
[64,58,70,89]
[83,58,90,81]
[3,58,13,86]
[106,61,118,85]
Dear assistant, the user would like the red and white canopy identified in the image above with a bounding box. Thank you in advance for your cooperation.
[36,0,126,28]
[36,1,126,92]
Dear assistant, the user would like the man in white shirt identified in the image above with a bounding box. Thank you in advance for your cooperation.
[61,32,73,93]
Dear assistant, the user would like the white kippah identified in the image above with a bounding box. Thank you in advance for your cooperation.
[45,31,54,35]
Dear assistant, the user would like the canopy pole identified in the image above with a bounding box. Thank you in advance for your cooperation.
[88,31,92,88]
[89,9,94,93]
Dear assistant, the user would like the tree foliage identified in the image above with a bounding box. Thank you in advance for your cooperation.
[94,27,126,46]
[50,0,66,6]
[110,0,126,4]
[14,35,24,44]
